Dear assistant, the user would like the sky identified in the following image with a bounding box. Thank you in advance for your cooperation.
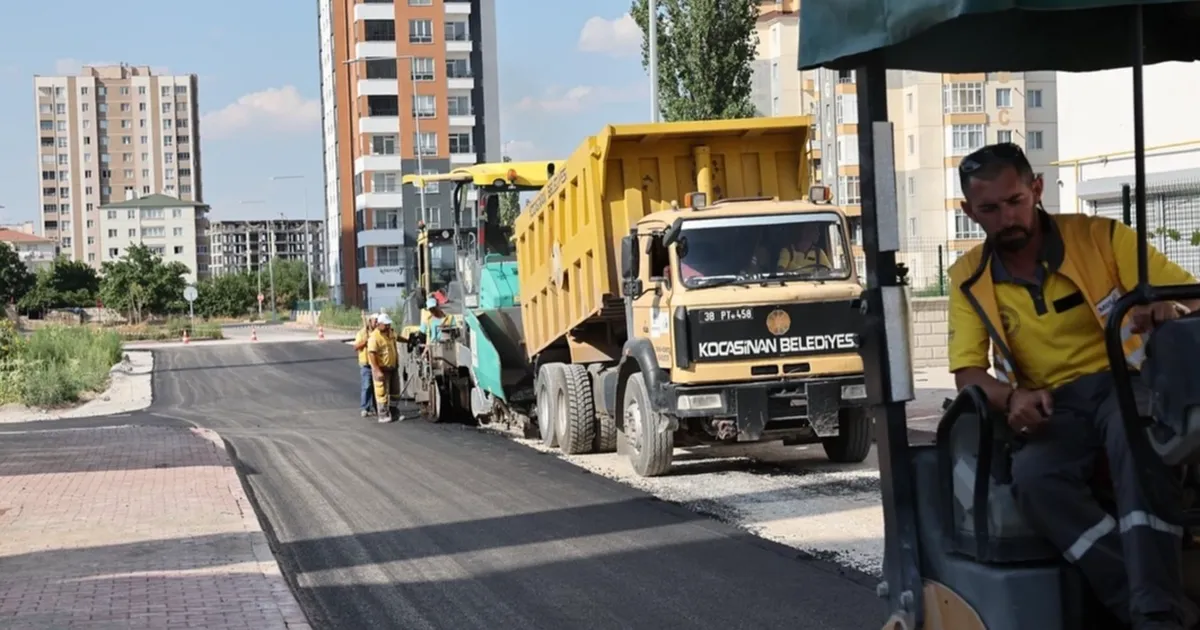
[0,0,650,225]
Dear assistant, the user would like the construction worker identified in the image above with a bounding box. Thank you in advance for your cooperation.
[947,142,1200,630]
[419,297,455,340]
[353,312,379,418]
[776,223,832,272]
[367,313,401,424]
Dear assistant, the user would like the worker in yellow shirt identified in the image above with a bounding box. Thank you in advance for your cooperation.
[776,223,831,272]
[947,143,1200,629]
[367,313,401,423]
[353,313,379,418]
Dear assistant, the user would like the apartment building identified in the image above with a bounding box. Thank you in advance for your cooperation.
[207,219,326,280]
[98,194,209,283]
[0,229,57,272]
[317,0,500,309]
[754,3,1061,287]
[33,64,203,268]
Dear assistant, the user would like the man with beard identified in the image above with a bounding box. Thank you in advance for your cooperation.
[947,143,1200,629]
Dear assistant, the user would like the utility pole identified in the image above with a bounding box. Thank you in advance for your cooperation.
[270,175,315,311]
[648,0,660,122]
[268,219,277,322]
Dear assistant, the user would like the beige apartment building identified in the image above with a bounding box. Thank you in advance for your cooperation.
[754,1,1060,287]
[33,64,203,269]
[98,194,209,283]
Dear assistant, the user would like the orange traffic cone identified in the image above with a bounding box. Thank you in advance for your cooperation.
[251,327,258,342]
[182,329,190,344]
[318,326,325,340]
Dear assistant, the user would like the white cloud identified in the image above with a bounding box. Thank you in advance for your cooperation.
[53,59,169,75]
[513,83,647,115]
[578,14,642,57]
[501,140,542,160]
[201,86,320,139]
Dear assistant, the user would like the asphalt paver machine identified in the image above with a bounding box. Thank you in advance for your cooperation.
[799,2,1200,628]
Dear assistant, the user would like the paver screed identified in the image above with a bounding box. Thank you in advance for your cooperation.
[0,425,310,630]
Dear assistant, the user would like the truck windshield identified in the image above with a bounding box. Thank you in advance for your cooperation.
[677,212,851,288]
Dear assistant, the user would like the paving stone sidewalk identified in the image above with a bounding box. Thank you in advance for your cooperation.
[0,425,310,630]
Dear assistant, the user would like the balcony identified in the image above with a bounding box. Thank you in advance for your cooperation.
[450,152,476,165]
[354,3,394,21]
[358,79,398,96]
[359,116,399,134]
[447,77,474,90]
[354,154,404,173]
[356,227,405,247]
[356,42,396,61]
[444,1,471,15]
[355,191,405,210]
[446,39,472,54]
[448,114,475,128]
[359,264,409,287]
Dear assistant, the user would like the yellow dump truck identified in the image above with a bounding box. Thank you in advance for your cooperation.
[513,117,870,476]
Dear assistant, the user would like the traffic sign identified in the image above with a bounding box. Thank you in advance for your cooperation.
[257,293,265,304]
[183,286,198,302]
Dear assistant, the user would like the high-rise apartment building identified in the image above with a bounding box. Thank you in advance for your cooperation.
[754,2,1061,287]
[33,64,204,269]
[317,0,500,309]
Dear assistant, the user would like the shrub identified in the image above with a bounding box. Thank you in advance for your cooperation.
[112,318,224,341]
[1,325,124,407]
[319,305,366,329]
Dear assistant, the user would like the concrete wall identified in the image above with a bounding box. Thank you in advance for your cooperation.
[911,297,949,368]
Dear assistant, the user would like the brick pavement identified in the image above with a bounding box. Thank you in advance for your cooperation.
[0,425,311,630]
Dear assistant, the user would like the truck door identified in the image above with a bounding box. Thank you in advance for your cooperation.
[631,233,675,368]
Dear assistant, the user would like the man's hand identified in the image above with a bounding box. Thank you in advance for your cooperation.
[1130,301,1188,334]
[1007,388,1053,434]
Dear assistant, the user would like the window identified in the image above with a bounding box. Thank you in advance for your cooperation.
[138,86,146,95]
[371,134,398,155]
[120,103,130,112]
[409,19,433,43]
[140,135,147,144]
[98,87,107,96]
[997,129,1013,143]
[444,21,469,41]
[122,136,131,145]
[40,120,53,131]
[951,124,985,155]
[1027,89,1044,108]
[954,209,986,240]
[120,120,131,129]
[123,169,133,178]
[174,246,184,255]
[838,176,861,205]
[943,82,984,113]
[179,168,190,177]
[906,92,913,113]
[446,58,471,78]
[127,210,136,219]
[57,121,67,132]
[906,134,915,155]
[364,19,396,42]
[162,86,171,97]
[907,176,915,197]
[411,58,435,81]
[835,94,858,124]
[449,133,473,154]
[373,172,399,192]
[409,0,432,4]
[365,59,397,79]
[107,210,117,221]
[413,94,436,118]
[99,103,108,113]
[57,155,68,165]
[415,132,437,155]
[1027,130,1044,151]
[173,227,184,237]
[108,229,118,238]
[995,88,1012,108]
[119,86,129,95]
[165,153,174,163]
[367,95,399,116]
[178,152,190,161]
[165,169,174,180]
[129,228,137,237]
[171,208,182,218]
[56,137,67,148]
[109,248,119,258]
[163,119,172,130]
[175,86,186,95]
[447,95,472,116]
[142,226,165,238]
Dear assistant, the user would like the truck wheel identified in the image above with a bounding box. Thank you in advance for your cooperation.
[821,407,872,463]
[594,412,617,453]
[557,364,596,455]
[621,373,674,477]
[535,364,565,448]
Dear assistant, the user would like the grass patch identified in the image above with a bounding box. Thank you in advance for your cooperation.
[319,306,367,329]
[112,318,224,341]
[0,323,125,407]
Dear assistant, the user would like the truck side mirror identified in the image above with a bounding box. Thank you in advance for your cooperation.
[621,235,638,280]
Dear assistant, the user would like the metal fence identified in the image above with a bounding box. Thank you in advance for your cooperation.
[850,236,958,297]
[1087,178,1200,281]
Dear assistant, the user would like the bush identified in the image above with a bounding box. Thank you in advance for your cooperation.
[319,306,366,329]
[0,325,124,407]
[113,318,224,341]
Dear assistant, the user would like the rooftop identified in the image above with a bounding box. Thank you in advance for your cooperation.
[100,194,209,210]
[0,229,55,244]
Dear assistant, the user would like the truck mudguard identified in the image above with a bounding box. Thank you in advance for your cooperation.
[615,338,673,414]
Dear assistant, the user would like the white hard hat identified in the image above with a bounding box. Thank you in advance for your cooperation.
[376,313,393,326]
[426,297,438,309]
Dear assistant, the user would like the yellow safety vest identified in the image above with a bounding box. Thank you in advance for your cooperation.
[948,213,1146,385]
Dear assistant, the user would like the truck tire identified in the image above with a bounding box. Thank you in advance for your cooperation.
[535,364,565,448]
[621,373,674,477]
[557,364,597,455]
[594,412,618,453]
[821,407,872,463]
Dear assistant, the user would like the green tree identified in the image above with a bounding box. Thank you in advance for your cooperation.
[0,243,35,307]
[630,0,759,122]
[194,272,256,319]
[98,244,189,322]
[498,155,522,227]
[17,258,101,313]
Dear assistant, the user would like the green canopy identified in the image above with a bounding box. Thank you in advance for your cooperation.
[799,1,1200,72]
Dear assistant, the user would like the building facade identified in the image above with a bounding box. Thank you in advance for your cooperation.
[0,229,58,272]
[33,64,203,268]
[317,0,500,309]
[98,194,209,283]
[207,219,326,280]
[755,3,1061,288]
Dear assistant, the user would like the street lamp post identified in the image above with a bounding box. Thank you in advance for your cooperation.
[240,200,269,319]
[271,175,315,311]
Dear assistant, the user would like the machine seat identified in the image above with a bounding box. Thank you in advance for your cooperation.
[1143,316,1200,467]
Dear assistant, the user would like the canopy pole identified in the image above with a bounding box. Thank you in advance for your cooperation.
[1133,4,1148,287]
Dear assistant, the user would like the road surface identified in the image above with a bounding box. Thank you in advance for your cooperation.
[16,340,887,629]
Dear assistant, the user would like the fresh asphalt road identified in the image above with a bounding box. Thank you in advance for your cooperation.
[15,338,887,629]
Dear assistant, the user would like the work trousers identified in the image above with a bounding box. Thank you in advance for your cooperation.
[359,365,376,412]
[1010,371,1194,627]
[373,367,401,414]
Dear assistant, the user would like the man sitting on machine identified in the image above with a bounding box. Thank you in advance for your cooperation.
[947,142,1200,630]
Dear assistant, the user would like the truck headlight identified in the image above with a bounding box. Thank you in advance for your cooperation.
[841,384,867,400]
[677,393,723,411]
